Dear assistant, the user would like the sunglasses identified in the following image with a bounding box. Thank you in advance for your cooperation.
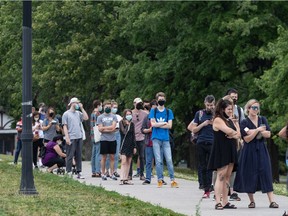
[250,106,259,111]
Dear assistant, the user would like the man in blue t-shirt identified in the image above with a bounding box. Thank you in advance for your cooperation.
[149,92,178,188]
[191,95,215,198]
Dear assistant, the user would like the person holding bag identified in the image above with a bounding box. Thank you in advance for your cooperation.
[119,109,137,185]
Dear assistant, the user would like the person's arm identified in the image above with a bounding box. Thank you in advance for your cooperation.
[141,117,151,134]
[42,120,52,131]
[63,124,70,145]
[79,103,89,121]
[187,120,194,132]
[54,145,66,158]
[279,125,287,139]
[159,119,172,129]
[213,117,238,137]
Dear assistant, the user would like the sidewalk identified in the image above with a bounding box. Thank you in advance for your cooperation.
[69,162,288,216]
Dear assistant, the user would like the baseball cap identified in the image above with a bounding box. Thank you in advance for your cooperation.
[68,97,80,106]
[133,97,143,104]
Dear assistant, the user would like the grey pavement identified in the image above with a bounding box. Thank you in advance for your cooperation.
[65,161,288,216]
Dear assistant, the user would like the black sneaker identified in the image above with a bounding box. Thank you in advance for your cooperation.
[113,172,120,178]
[142,180,150,185]
[133,173,140,177]
[162,180,167,185]
[229,193,241,201]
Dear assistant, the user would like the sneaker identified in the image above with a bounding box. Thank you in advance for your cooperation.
[34,165,39,169]
[171,180,179,188]
[77,172,85,179]
[162,180,167,185]
[157,180,163,188]
[142,180,150,185]
[101,175,107,180]
[65,172,73,178]
[133,173,140,178]
[110,174,117,181]
[229,193,241,201]
[202,191,210,198]
[140,175,146,181]
[113,172,120,178]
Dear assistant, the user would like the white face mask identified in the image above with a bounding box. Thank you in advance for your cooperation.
[57,140,62,145]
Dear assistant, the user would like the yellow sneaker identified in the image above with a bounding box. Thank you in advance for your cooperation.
[171,180,179,188]
[157,180,163,188]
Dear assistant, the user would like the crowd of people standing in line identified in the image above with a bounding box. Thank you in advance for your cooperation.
[187,88,285,210]
[12,88,288,209]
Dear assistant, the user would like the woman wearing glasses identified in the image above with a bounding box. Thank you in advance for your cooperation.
[234,99,279,209]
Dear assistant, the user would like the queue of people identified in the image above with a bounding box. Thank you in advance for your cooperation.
[12,89,287,211]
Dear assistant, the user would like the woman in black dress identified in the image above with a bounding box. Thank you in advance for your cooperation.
[208,99,240,210]
[234,99,279,209]
[119,109,136,185]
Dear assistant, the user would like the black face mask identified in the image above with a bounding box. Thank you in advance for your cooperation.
[158,100,165,106]
[136,103,143,110]
[49,113,54,117]
[144,105,150,111]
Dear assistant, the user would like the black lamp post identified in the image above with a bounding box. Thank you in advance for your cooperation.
[19,0,37,195]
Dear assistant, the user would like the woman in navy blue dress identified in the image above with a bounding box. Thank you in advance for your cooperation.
[234,99,279,209]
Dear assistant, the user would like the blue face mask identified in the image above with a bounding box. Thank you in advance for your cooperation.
[98,106,102,112]
[126,115,132,121]
[75,104,80,110]
[111,108,118,114]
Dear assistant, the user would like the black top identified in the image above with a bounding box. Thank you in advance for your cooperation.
[208,118,238,170]
[119,120,136,157]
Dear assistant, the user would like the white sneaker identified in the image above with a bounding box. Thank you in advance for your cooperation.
[77,172,85,179]
[66,172,73,178]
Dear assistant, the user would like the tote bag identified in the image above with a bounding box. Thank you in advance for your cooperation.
[93,125,101,142]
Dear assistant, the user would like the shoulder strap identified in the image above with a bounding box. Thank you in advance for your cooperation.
[237,105,242,120]
[154,108,158,122]
[166,108,169,122]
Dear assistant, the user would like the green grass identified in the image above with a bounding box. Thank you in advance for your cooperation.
[0,155,183,216]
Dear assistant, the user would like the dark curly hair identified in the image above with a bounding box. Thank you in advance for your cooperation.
[214,99,233,124]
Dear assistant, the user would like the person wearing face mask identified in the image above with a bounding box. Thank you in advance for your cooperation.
[129,97,148,181]
[32,111,44,169]
[97,100,118,181]
[190,95,215,198]
[62,97,89,179]
[234,99,279,209]
[226,88,245,124]
[119,109,137,185]
[42,135,66,173]
[207,99,240,210]
[90,99,102,178]
[105,100,123,178]
[149,92,178,188]
[42,107,61,145]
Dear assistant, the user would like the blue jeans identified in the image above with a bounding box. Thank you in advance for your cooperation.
[145,146,154,182]
[91,141,101,173]
[105,131,121,172]
[152,139,175,181]
[14,139,22,164]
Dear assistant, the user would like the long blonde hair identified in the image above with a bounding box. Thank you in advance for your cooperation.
[244,99,260,116]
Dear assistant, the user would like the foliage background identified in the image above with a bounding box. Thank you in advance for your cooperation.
[1,1,288,172]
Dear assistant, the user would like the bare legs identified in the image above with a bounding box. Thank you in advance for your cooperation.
[120,155,132,181]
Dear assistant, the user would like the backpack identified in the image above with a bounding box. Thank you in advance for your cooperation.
[153,108,174,149]
[190,110,204,144]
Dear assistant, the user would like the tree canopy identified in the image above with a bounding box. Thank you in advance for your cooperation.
[1,1,288,165]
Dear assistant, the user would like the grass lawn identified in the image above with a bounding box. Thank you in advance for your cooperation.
[0,154,183,216]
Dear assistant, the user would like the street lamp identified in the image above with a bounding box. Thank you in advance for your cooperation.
[19,0,37,195]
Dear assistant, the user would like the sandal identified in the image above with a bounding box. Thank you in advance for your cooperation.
[248,202,255,208]
[223,202,237,209]
[215,203,224,210]
[119,180,124,185]
[269,202,279,208]
[123,180,134,185]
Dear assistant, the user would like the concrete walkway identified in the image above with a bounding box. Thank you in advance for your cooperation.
[66,162,287,216]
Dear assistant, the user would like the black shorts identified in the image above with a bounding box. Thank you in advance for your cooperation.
[100,140,117,155]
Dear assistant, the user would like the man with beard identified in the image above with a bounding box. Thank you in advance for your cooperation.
[191,95,215,199]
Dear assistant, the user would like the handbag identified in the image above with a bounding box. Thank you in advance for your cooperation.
[93,125,101,142]
[81,123,86,140]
